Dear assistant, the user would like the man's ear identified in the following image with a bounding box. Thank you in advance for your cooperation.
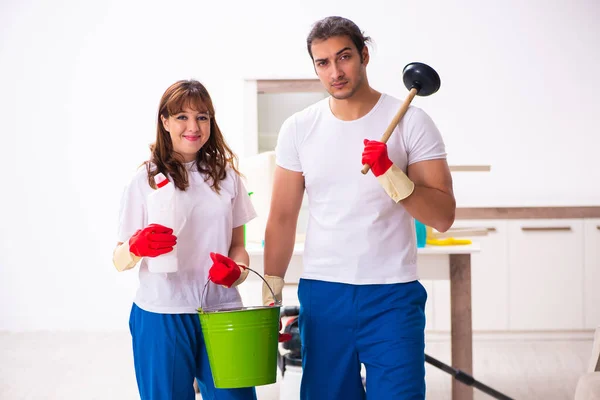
[161,115,170,132]
[362,46,370,65]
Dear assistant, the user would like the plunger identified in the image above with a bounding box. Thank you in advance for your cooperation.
[361,62,441,174]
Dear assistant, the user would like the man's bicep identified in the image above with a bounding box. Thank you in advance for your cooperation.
[269,166,305,220]
[407,159,454,195]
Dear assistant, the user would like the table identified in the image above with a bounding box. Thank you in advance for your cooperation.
[246,242,480,400]
[417,244,480,400]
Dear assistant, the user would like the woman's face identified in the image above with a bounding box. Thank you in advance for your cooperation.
[161,106,211,162]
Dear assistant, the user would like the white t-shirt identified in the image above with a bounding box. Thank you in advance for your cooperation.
[275,93,447,285]
[117,161,257,314]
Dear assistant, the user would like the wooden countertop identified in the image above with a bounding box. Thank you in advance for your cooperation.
[455,206,600,219]
[246,242,480,256]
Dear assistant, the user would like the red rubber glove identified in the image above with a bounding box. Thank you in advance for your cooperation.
[208,252,244,288]
[361,139,393,177]
[278,319,292,343]
[268,302,292,342]
[129,224,177,257]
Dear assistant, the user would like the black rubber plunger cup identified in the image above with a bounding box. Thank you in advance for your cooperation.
[361,62,441,175]
[402,62,441,96]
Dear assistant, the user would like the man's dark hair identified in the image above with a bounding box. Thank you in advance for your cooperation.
[306,16,371,62]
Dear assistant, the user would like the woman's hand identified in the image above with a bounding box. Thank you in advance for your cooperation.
[208,252,247,288]
[129,224,177,258]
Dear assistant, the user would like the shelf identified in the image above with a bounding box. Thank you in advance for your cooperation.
[257,79,325,94]
[245,241,480,256]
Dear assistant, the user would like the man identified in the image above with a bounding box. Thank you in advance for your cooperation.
[262,16,456,399]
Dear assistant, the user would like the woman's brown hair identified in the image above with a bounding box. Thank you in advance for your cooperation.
[145,79,240,192]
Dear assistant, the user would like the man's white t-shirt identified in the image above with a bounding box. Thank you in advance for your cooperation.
[275,93,446,285]
[117,161,257,314]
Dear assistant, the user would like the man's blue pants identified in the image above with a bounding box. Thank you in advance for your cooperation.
[298,278,427,399]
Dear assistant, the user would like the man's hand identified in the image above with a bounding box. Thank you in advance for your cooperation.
[262,275,284,306]
[361,139,393,177]
[263,276,290,342]
[208,252,249,288]
[362,139,415,202]
[129,224,177,257]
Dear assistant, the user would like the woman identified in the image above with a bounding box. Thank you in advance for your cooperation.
[112,79,257,400]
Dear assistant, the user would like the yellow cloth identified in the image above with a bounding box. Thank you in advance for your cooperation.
[426,238,472,246]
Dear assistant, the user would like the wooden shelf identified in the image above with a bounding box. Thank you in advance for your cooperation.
[257,79,325,94]
[456,207,600,219]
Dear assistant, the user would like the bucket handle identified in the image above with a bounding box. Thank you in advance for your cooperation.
[199,267,281,313]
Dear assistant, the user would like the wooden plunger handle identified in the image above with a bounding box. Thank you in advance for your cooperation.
[361,87,419,175]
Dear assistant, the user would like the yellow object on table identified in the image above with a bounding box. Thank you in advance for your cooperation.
[424,225,476,246]
[426,238,472,246]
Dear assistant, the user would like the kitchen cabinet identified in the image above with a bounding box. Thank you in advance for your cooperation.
[242,215,598,335]
[584,219,600,329]
[429,220,509,332]
[507,219,584,330]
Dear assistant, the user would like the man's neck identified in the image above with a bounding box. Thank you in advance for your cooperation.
[329,85,381,121]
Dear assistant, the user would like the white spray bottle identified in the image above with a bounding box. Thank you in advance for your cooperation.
[146,173,179,273]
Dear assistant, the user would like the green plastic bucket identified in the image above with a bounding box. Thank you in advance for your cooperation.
[198,270,281,389]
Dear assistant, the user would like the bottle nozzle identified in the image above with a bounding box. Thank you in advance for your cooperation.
[154,173,169,188]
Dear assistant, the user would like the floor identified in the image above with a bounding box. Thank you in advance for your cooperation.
[0,331,592,399]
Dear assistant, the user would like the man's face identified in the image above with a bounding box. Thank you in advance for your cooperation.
[311,35,368,100]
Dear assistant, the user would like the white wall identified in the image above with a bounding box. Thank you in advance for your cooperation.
[1,0,599,331]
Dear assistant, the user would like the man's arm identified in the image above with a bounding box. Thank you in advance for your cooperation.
[264,166,305,278]
[262,166,304,305]
[362,139,455,233]
[402,159,456,232]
